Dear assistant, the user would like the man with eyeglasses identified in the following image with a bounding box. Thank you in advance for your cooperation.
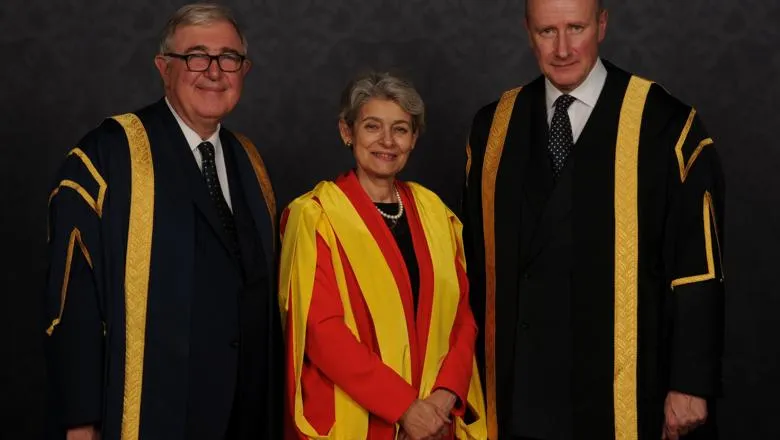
[44,3,280,440]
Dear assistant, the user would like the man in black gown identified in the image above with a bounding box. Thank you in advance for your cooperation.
[462,1,724,439]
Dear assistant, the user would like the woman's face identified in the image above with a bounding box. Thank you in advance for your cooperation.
[341,98,418,181]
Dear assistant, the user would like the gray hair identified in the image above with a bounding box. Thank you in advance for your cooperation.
[339,72,426,134]
[159,2,248,54]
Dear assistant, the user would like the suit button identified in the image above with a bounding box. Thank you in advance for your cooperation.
[522,272,530,280]
[520,321,530,330]
[230,340,240,348]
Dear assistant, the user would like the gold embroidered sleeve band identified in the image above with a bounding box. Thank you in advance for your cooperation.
[670,191,722,289]
[46,228,93,336]
[674,109,716,184]
[48,148,108,217]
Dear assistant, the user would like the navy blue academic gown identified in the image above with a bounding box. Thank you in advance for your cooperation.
[44,99,281,439]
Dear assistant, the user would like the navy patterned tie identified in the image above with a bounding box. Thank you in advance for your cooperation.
[198,141,238,248]
[548,94,576,177]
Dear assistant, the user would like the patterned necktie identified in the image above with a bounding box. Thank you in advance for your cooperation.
[548,94,576,177]
[198,141,238,248]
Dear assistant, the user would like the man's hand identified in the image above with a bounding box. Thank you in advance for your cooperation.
[662,391,707,440]
[67,426,100,440]
[400,399,450,440]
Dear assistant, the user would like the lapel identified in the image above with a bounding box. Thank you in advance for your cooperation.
[151,99,238,258]
[524,65,627,262]
[518,80,556,265]
[221,129,275,277]
[524,160,574,263]
[494,78,547,273]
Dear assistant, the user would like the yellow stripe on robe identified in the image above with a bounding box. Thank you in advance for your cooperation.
[279,181,487,439]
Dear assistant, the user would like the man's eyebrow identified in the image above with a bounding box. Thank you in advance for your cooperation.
[182,45,208,53]
[181,45,243,54]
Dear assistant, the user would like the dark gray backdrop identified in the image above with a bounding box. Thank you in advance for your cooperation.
[1,1,778,438]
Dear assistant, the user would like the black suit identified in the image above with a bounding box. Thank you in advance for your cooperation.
[44,99,281,439]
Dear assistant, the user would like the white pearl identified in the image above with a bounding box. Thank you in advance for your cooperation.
[376,185,404,221]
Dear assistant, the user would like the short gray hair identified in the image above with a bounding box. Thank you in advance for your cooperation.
[159,2,248,54]
[339,72,426,134]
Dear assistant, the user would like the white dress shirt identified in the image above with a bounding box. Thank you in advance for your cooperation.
[545,58,608,144]
[165,97,232,211]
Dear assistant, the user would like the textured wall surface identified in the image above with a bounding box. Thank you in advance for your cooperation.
[1,1,778,438]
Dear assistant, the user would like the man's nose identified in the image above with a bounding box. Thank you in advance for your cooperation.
[205,58,222,79]
[555,34,570,58]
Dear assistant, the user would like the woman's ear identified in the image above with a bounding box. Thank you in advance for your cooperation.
[338,119,353,146]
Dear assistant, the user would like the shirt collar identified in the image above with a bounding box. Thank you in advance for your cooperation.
[545,57,607,112]
[165,97,221,152]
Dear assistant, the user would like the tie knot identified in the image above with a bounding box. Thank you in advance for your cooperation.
[198,141,215,160]
[554,94,576,111]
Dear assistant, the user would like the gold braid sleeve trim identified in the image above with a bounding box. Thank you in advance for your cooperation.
[613,75,653,440]
[48,148,108,217]
[680,138,714,183]
[674,109,715,183]
[481,86,522,440]
[46,228,93,336]
[670,191,720,288]
[235,132,277,239]
[111,113,154,440]
[47,148,108,242]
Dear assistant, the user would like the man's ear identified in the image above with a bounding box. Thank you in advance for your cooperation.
[597,8,609,43]
[154,55,170,88]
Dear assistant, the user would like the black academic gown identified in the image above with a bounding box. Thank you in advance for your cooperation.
[44,99,282,440]
[463,61,725,440]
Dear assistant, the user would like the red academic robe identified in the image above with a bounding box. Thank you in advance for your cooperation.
[282,171,477,439]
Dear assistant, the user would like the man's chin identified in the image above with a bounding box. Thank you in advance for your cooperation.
[548,74,584,93]
[194,105,233,121]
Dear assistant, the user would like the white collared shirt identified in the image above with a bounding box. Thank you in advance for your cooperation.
[165,97,232,211]
[545,58,608,143]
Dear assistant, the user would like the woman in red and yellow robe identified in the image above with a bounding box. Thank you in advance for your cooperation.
[279,73,486,440]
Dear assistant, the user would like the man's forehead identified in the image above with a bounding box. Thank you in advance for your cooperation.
[169,21,242,48]
[527,0,599,16]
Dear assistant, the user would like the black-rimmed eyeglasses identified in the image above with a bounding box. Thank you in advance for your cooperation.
[164,52,246,72]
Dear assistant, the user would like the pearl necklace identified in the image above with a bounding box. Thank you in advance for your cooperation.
[376,185,404,221]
